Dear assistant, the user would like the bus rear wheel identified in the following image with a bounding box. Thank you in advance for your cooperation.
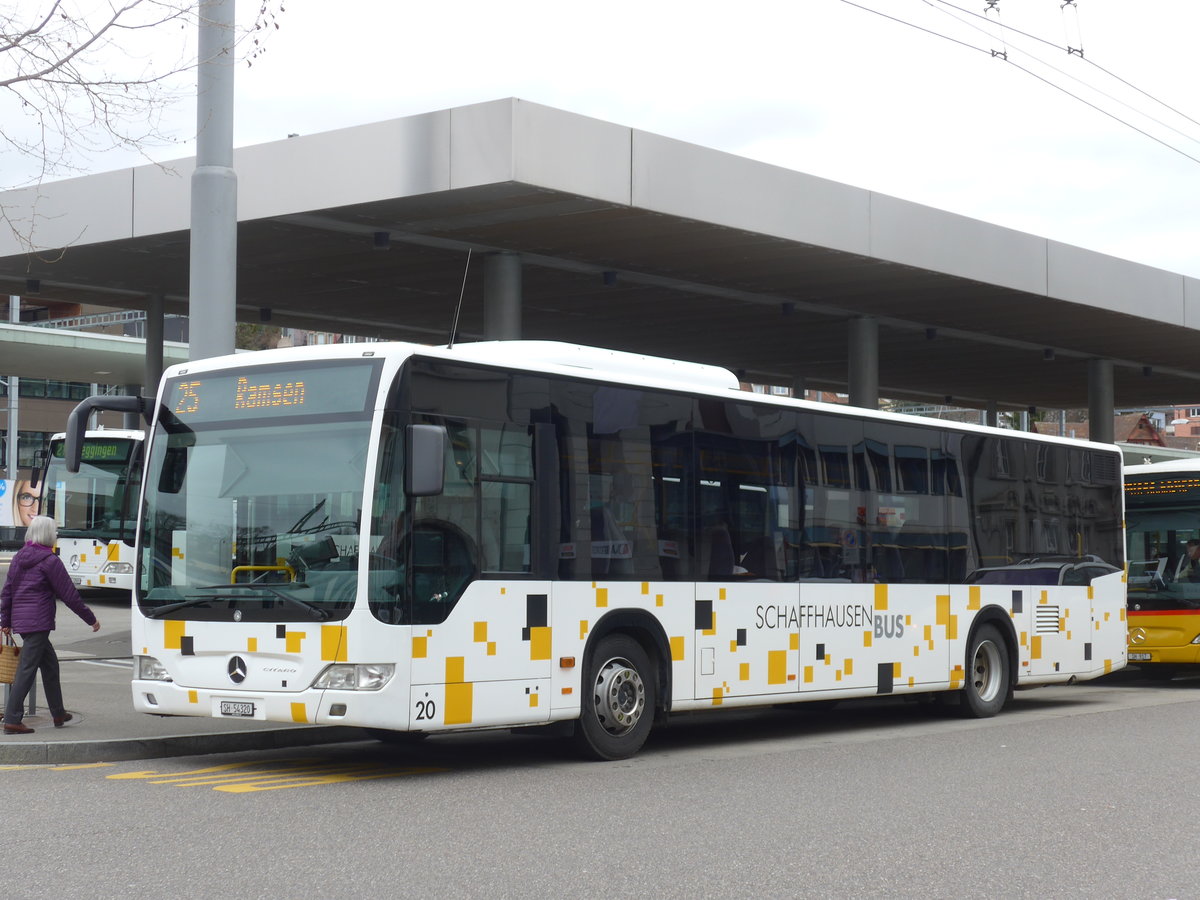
[960,624,1010,718]
[574,635,656,761]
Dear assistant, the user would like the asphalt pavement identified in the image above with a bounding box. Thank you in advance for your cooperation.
[0,552,365,764]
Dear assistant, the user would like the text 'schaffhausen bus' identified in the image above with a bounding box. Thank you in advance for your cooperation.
[66,341,1128,759]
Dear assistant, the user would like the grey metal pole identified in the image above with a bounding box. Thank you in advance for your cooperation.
[189,0,237,361]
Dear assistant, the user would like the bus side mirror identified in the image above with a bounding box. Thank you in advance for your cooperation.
[65,395,146,472]
[406,424,446,497]
[29,448,47,489]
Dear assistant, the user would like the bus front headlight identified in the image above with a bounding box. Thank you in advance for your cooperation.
[137,656,172,682]
[102,562,134,575]
[312,664,395,691]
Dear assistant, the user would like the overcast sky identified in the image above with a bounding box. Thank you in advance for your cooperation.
[17,1,1200,278]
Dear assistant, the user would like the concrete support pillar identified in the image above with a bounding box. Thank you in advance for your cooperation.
[981,401,999,429]
[4,296,18,478]
[144,295,165,403]
[847,317,879,410]
[1088,359,1115,444]
[121,385,140,430]
[483,252,522,340]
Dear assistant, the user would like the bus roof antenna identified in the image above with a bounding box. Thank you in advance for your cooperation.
[447,248,472,350]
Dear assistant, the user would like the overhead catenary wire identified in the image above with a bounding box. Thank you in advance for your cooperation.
[1060,0,1084,58]
[928,0,1200,134]
[919,0,1200,157]
[837,0,1200,167]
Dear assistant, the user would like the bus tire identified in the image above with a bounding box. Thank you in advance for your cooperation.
[960,624,1010,718]
[574,634,656,761]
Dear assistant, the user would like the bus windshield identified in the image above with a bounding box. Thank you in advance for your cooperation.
[138,361,382,622]
[43,436,141,541]
[1125,470,1200,610]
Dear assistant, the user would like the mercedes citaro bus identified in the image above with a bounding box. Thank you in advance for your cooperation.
[64,341,1127,759]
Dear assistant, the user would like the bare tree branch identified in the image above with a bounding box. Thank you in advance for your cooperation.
[1,0,283,252]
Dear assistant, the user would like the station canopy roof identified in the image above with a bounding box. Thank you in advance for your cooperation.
[2,97,1199,410]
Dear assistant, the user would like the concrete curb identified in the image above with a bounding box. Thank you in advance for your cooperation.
[0,725,368,765]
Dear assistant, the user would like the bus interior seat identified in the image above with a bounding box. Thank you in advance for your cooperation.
[741,535,781,581]
[589,505,634,577]
[705,524,736,580]
[874,545,905,582]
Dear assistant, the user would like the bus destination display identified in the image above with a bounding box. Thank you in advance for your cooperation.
[50,440,133,462]
[1125,475,1200,503]
[167,362,380,423]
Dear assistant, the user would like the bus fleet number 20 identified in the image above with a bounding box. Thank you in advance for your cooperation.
[415,698,436,721]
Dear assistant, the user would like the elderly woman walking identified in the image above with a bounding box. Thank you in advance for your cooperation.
[1,516,100,735]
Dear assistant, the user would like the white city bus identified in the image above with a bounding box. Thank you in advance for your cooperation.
[66,341,1127,759]
[40,429,145,594]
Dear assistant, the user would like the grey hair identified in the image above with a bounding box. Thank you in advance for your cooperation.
[25,516,57,548]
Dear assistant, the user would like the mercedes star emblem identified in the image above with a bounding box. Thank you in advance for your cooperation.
[1129,627,1147,645]
[228,656,248,684]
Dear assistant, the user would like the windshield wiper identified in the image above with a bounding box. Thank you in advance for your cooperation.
[251,585,331,621]
[288,498,326,534]
[145,583,331,620]
[144,596,222,618]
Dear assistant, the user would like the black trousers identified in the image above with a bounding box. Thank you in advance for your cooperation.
[4,632,64,725]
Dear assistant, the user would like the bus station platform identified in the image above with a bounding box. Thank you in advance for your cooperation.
[0,557,366,764]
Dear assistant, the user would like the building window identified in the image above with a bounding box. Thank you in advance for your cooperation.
[11,379,99,401]
[17,431,51,469]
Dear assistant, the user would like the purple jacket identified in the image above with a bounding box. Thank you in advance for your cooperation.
[1,542,97,633]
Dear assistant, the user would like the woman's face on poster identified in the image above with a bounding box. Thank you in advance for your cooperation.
[15,481,40,527]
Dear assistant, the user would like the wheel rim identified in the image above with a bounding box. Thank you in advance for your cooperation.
[970,638,1003,703]
[591,656,646,737]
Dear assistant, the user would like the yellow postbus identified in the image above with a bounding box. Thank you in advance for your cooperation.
[1125,460,1200,676]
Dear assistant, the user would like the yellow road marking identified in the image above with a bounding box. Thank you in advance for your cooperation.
[106,757,447,792]
[5,756,447,792]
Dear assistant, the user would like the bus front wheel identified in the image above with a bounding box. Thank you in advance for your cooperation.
[960,624,1010,718]
[574,635,656,761]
